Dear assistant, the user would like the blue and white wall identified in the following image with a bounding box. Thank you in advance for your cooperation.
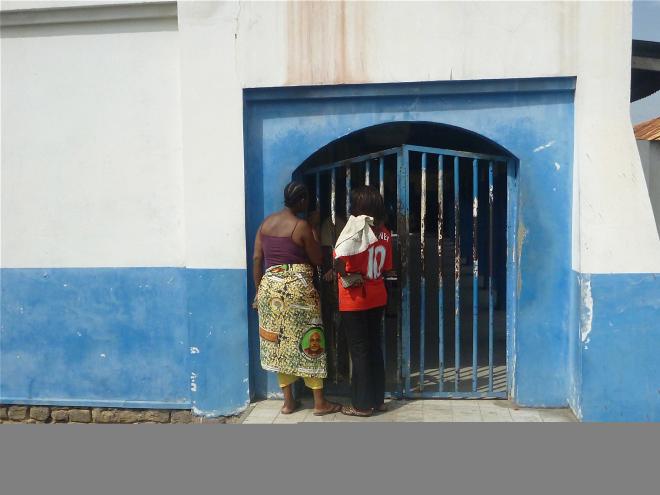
[2,0,658,420]
[1,0,249,416]
[568,3,660,421]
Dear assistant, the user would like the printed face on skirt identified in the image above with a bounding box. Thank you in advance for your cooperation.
[301,327,325,358]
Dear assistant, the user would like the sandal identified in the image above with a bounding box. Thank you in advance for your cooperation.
[313,401,342,416]
[280,400,302,415]
[340,405,373,417]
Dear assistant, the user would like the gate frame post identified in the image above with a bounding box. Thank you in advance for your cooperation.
[397,146,411,397]
[506,158,520,398]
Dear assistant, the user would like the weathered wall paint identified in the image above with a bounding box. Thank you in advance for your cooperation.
[186,269,250,416]
[244,78,575,405]
[0,267,250,416]
[573,273,660,422]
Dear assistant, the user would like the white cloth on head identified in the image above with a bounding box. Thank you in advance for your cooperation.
[334,215,377,257]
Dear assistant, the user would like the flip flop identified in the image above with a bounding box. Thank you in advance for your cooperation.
[313,401,342,416]
[280,400,302,415]
[340,405,373,417]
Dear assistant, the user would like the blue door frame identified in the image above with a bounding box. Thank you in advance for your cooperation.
[244,78,575,406]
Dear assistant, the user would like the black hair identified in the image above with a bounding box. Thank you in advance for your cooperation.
[284,181,309,208]
[350,185,386,223]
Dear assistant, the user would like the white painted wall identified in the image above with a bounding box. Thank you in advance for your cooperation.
[1,3,184,268]
[3,0,659,273]
[572,1,660,273]
[177,1,245,270]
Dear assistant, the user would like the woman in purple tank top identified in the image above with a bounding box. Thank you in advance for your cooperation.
[252,181,341,416]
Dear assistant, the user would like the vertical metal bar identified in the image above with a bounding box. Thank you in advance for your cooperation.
[346,166,351,218]
[379,157,385,197]
[330,167,338,383]
[453,155,461,391]
[397,147,411,396]
[419,153,427,393]
[331,168,336,226]
[437,155,445,392]
[365,160,371,186]
[472,158,479,392]
[488,161,494,393]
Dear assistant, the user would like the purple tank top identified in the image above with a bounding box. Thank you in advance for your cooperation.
[261,233,309,269]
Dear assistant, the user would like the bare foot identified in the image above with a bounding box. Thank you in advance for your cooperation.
[280,400,302,415]
[313,401,342,416]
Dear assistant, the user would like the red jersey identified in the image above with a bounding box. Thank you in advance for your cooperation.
[336,227,393,311]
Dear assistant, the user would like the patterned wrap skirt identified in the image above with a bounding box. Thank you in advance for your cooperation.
[257,264,327,378]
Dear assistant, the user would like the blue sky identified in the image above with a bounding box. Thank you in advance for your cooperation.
[631,0,660,123]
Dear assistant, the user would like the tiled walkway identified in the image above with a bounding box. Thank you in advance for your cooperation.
[241,398,577,424]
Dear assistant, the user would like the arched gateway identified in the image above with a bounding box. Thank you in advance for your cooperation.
[291,122,516,399]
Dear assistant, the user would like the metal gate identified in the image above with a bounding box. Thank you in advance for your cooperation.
[300,145,514,399]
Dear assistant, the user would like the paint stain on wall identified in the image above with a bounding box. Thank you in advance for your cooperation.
[286,1,367,85]
[579,274,593,344]
[516,221,527,293]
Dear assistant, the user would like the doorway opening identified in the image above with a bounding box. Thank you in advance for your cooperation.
[294,122,515,399]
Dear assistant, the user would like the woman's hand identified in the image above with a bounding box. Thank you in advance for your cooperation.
[323,269,335,282]
[252,292,259,310]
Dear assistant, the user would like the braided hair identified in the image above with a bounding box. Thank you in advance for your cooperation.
[284,181,309,208]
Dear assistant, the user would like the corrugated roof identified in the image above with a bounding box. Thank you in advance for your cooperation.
[634,117,660,141]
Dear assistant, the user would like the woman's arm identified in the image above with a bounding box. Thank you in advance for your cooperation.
[299,221,323,266]
[252,225,264,308]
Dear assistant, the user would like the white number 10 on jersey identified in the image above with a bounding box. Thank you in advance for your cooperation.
[367,245,386,280]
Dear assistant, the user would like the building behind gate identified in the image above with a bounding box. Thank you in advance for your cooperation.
[1,1,659,421]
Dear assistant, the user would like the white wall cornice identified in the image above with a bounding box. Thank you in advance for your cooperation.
[0,1,176,27]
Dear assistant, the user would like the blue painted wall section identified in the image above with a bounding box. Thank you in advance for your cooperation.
[1,267,250,416]
[1,268,190,408]
[186,269,250,416]
[575,273,660,422]
[244,78,576,404]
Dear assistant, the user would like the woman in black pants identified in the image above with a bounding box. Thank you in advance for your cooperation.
[334,186,394,417]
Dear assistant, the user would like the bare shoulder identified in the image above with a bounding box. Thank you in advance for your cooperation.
[260,213,280,233]
[292,219,314,243]
[297,219,316,236]
[297,218,312,230]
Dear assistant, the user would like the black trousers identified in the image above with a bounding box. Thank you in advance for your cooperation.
[341,307,385,410]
